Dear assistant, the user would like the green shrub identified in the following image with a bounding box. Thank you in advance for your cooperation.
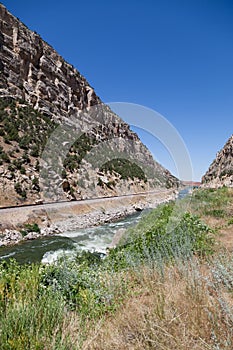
[14,182,27,198]
[8,164,15,172]
[63,154,78,172]
[0,151,10,163]
[220,169,233,178]
[3,135,10,144]
[97,177,104,188]
[12,159,24,170]
[19,135,31,150]
[35,160,40,171]
[61,169,67,179]
[22,152,30,164]
[30,145,40,157]
[204,209,225,218]
[20,166,26,174]
[32,177,39,186]
[8,127,19,141]
[20,223,40,237]
[228,218,233,225]
[14,182,22,194]
[107,203,215,270]
[100,158,147,182]
[31,176,40,191]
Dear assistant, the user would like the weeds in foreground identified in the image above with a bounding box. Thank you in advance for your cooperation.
[0,262,68,349]
[84,257,233,350]
[0,188,232,349]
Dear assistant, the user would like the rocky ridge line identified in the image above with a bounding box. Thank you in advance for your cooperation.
[202,134,233,188]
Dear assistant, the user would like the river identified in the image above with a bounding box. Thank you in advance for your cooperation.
[0,188,191,264]
[0,211,143,264]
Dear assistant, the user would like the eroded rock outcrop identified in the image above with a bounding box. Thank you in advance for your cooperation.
[0,4,179,206]
[202,134,233,188]
[0,4,99,118]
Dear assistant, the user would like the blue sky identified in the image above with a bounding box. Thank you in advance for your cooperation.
[2,0,233,180]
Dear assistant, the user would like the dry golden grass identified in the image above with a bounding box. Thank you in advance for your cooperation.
[186,187,233,251]
[82,259,233,350]
[199,204,233,251]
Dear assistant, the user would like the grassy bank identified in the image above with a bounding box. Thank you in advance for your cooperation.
[0,188,232,349]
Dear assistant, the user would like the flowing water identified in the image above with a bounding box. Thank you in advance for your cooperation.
[0,188,191,264]
[0,211,143,264]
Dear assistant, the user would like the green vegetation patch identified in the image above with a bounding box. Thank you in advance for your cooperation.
[0,261,67,350]
[14,182,27,199]
[63,134,98,172]
[220,168,233,178]
[0,97,57,158]
[20,223,41,237]
[100,158,147,182]
[108,202,215,270]
[190,187,232,218]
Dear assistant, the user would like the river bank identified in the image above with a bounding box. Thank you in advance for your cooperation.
[0,189,177,247]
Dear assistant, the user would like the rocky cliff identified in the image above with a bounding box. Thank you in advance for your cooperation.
[202,134,233,188]
[0,4,178,207]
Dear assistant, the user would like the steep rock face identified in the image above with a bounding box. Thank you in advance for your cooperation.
[0,4,179,206]
[0,5,100,118]
[202,134,233,188]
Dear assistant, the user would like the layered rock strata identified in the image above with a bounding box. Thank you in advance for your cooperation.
[202,134,233,188]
